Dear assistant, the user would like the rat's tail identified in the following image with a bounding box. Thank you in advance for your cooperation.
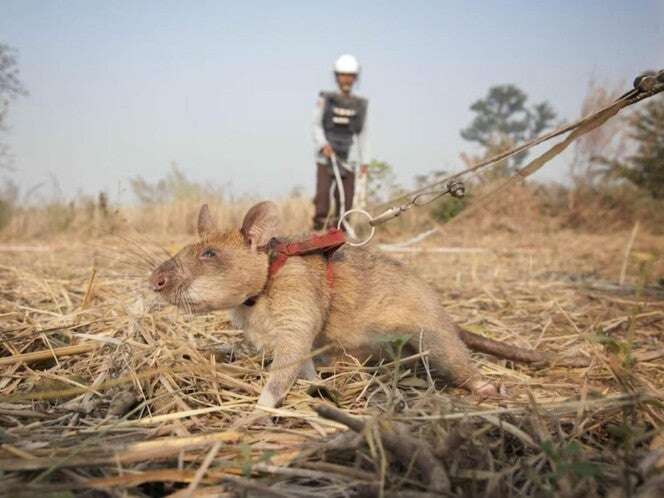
[457,327,590,367]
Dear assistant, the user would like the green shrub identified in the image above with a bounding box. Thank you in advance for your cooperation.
[430,194,468,222]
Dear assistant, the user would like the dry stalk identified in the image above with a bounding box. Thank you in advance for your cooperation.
[314,404,450,493]
[1,227,663,497]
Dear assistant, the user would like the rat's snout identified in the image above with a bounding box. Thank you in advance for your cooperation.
[151,271,169,292]
[150,259,178,293]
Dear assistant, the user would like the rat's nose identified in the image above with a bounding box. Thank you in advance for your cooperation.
[151,272,169,292]
[150,259,178,293]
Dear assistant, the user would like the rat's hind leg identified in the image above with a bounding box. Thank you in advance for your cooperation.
[411,327,496,395]
[353,309,498,396]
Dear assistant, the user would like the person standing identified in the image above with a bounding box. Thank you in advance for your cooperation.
[312,54,369,230]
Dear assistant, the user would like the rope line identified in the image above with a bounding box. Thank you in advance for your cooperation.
[371,74,661,213]
[339,70,664,245]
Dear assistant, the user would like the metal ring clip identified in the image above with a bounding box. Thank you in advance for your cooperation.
[337,209,376,247]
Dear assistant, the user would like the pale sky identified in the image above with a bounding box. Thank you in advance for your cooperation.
[1,0,663,202]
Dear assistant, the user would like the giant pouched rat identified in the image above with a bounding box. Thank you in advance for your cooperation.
[150,202,567,409]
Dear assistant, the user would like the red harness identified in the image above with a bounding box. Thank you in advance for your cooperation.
[268,228,346,287]
[244,229,346,307]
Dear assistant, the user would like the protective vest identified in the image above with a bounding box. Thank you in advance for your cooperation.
[320,91,367,160]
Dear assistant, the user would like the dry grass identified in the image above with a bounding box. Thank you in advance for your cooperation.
[0,195,314,241]
[1,205,664,497]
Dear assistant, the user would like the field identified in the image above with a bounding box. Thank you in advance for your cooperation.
[1,198,664,498]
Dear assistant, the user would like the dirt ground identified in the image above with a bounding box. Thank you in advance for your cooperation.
[1,227,663,497]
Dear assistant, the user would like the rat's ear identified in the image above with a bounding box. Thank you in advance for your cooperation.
[198,204,217,238]
[241,201,281,251]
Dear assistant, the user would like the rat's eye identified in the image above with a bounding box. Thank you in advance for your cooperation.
[200,248,217,259]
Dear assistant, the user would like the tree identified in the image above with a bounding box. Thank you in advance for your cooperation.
[365,159,398,204]
[595,95,664,199]
[0,43,28,169]
[460,85,556,173]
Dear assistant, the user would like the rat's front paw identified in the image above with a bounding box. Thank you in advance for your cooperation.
[470,379,507,398]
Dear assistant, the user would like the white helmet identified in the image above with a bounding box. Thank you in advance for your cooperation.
[333,54,360,75]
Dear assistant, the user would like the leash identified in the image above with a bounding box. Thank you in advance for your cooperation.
[321,154,364,241]
[339,69,664,246]
[329,155,358,239]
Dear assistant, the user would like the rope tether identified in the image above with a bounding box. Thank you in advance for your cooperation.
[339,70,664,246]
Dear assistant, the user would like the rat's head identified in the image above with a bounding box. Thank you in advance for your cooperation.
[149,201,280,312]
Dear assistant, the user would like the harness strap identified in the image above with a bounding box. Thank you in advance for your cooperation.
[268,228,346,286]
[243,229,346,307]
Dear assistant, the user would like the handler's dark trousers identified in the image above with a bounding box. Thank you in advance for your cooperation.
[313,161,355,230]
